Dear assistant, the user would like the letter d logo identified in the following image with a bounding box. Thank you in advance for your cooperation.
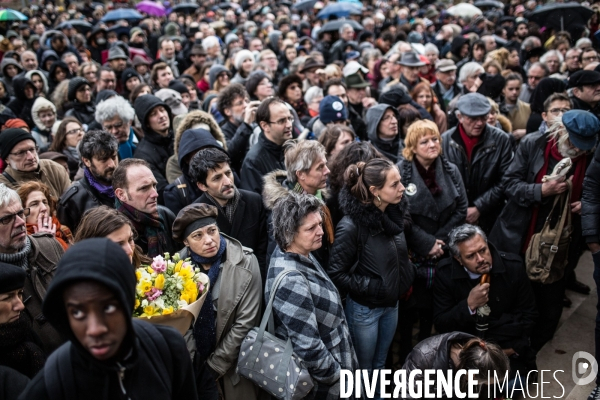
[572,351,598,386]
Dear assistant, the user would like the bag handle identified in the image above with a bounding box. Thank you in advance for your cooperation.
[543,180,572,273]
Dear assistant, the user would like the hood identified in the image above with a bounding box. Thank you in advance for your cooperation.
[379,88,412,108]
[32,97,56,131]
[39,30,70,51]
[42,238,136,362]
[134,94,172,133]
[12,76,35,102]
[366,103,397,142]
[268,30,282,48]
[95,89,118,105]
[174,109,227,160]
[450,36,468,58]
[25,70,49,95]
[178,128,227,172]
[208,65,229,89]
[48,60,71,83]
[40,49,59,70]
[0,57,22,76]
[338,185,408,231]
[262,169,291,210]
[496,113,512,134]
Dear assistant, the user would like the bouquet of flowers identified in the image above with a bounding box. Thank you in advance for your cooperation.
[133,252,209,335]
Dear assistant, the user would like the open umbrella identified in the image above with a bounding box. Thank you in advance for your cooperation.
[57,20,93,34]
[529,2,594,32]
[319,19,363,33]
[171,3,198,14]
[474,0,504,10]
[292,0,318,12]
[101,9,143,23]
[217,2,240,9]
[447,4,483,18]
[136,1,167,17]
[0,9,28,21]
[316,2,362,19]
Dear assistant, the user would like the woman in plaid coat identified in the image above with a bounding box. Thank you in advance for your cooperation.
[265,192,359,400]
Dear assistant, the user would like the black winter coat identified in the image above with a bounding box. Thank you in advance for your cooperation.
[220,120,254,172]
[328,187,415,308]
[133,130,174,205]
[433,244,537,355]
[240,132,285,194]
[64,101,96,126]
[441,124,513,233]
[582,145,600,242]
[398,156,468,256]
[6,77,36,128]
[56,176,115,232]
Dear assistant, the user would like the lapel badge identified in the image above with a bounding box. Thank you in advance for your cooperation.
[405,183,417,196]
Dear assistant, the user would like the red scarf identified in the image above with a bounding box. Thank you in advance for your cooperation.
[458,124,480,162]
[522,138,586,252]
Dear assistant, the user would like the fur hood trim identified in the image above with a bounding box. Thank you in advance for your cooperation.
[173,110,226,158]
[262,170,329,210]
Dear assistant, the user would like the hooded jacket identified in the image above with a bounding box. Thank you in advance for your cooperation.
[40,49,59,71]
[48,61,73,96]
[25,70,49,96]
[208,64,229,89]
[366,104,403,163]
[1,57,23,96]
[36,30,82,65]
[6,77,37,128]
[0,79,12,105]
[18,238,197,400]
[31,97,57,150]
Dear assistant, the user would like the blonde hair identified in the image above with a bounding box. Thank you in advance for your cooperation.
[402,119,442,161]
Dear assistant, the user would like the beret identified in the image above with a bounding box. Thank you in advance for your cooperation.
[172,203,219,241]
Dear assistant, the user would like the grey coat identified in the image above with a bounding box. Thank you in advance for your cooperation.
[398,156,468,256]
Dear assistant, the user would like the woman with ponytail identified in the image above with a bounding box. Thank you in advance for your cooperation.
[328,158,415,396]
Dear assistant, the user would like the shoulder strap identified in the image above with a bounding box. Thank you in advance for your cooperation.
[45,342,75,399]
[2,171,16,184]
[544,181,572,271]
[134,321,173,395]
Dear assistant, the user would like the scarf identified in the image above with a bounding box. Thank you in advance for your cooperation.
[458,124,480,162]
[192,236,227,362]
[66,145,80,161]
[0,315,46,378]
[0,236,30,270]
[115,198,167,258]
[84,167,115,199]
[522,138,587,252]
[26,216,72,251]
[197,78,210,93]
[204,189,240,224]
[414,157,442,196]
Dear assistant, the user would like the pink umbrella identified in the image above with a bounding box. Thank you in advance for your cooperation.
[136,0,166,17]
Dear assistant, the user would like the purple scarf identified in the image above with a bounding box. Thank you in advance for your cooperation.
[84,167,115,198]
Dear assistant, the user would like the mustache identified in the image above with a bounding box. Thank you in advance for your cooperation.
[11,227,26,238]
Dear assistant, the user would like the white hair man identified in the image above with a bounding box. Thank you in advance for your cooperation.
[95,95,136,159]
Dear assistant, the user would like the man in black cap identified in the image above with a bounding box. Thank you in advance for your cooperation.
[345,72,376,128]
[18,238,198,399]
[441,93,513,234]
[133,94,174,204]
[0,129,70,199]
[300,57,325,91]
[64,77,95,126]
[568,70,600,118]
[398,52,428,92]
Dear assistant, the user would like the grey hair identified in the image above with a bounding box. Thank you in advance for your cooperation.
[448,224,487,258]
[380,82,409,95]
[271,192,323,251]
[360,48,382,67]
[304,86,323,105]
[529,62,549,76]
[424,43,439,55]
[61,52,77,61]
[202,36,220,50]
[458,62,484,83]
[521,36,541,50]
[0,184,22,210]
[289,56,307,76]
[576,38,593,49]
[362,17,374,26]
[95,96,135,124]
[540,49,564,64]
[283,139,327,183]
[339,23,353,35]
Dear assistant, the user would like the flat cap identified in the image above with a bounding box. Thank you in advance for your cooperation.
[562,110,600,151]
[456,93,491,117]
[172,203,219,241]
[567,70,600,89]
[435,59,457,72]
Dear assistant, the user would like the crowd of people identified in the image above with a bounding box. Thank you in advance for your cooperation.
[1,0,600,399]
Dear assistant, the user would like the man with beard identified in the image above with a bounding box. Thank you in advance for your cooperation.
[191,147,267,278]
[57,130,119,232]
[434,224,537,378]
[0,129,70,199]
[217,84,258,172]
[490,110,598,352]
[568,70,600,119]
[95,95,137,160]
[0,184,64,352]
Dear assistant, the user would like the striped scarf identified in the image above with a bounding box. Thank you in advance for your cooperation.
[115,198,167,258]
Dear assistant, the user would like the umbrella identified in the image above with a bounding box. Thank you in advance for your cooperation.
[474,0,504,9]
[319,19,363,33]
[529,2,594,32]
[447,4,483,18]
[292,0,318,12]
[339,0,361,4]
[217,2,240,9]
[57,20,93,34]
[136,1,167,17]
[316,2,362,19]
[101,9,143,22]
[0,9,28,21]
[171,3,198,14]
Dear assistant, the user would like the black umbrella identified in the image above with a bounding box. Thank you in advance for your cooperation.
[171,3,199,14]
[319,19,363,34]
[529,2,594,32]
[292,0,318,12]
[217,2,240,9]
[474,0,504,10]
[56,20,93,34]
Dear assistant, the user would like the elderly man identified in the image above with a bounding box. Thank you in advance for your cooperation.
[329,23,355,63]
[565,48,583,77]
[442,93,513,234]
[434,224,537,378]
[19,50,38,72]
[0,183,64,352]
[57,130,119,232]
[61,52,79,75]
[432,59,459,113]
[581,47,599,70]
[0,129,70,199]
[158,38,179,78]
[95,95,137,160]
[490,110,598,352]
[113,158,178,257]
[398,52,427,92]
[447,62,485,129]
[519,62,548,103]
[202,35,223,65]
[96,66,116,93]
[568,70,600,118]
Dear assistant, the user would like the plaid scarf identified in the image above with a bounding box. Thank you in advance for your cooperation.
[204,189,240,224]
[115,198,167,258]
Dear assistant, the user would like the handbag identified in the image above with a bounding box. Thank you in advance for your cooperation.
[525,180,573,284]
[237,270,314,399]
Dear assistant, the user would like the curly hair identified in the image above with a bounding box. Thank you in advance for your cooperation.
[216,83,248,117]
[271,192,323,251]
[328,141,383,193]
[16,181,57,217]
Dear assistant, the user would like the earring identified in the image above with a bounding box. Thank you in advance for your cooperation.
[375,195,382,207]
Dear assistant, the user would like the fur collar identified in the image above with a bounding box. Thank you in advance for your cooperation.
[262,170,330,210]
[173,110,227,159]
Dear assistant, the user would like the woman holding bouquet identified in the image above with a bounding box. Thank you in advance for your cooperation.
[172,203,262,400]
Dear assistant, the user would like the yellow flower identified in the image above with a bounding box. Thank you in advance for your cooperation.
[146,266,154,274]
[178,265,193,280]
[135,270,142,281]
[155,274,165,290]
[142,305,158,316]
[175,260,183,272]
[162,306,174,315]
[140,280,152,293]
[135,299,140,309]
[184,280,198,301]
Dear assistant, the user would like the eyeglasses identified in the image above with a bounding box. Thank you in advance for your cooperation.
[268,116,294,125]
[66,127,83,136]
[9,146,38,158]
[101,78,115,83]
[548,108,570,115]
[103,121,124,131]
[584,56,599,62]
[465,115,488,122]
[0,208,30,225]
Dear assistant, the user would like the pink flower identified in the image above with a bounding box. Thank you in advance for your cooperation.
[197,282,205,293]
[152,255,167,273]
[146,287,163,302]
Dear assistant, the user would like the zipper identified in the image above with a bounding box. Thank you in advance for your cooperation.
[116,362,129,398]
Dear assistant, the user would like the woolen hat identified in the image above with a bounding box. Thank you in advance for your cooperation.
[121,68,140,87]
[319,95,348,124]
[0,128,35,160]
[155,89,187,116]
[134,94,172,131]
[172,203,219,241]
[67,77,90,102]
[456,93,491,117]
[168,80,189,95]
[0,262,25,294]
[562,110,600,151]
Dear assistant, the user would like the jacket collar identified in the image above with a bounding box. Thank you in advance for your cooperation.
[258,131,283,155]
[143,128,173,146]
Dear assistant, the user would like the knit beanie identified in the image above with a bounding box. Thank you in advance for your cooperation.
[0,128,36,160]
[2,119,29,131]
[121,68,140,87]
[67,77,90,102]
[234,49,254,71]
[168,80,189,95]
[0,262,25,294]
